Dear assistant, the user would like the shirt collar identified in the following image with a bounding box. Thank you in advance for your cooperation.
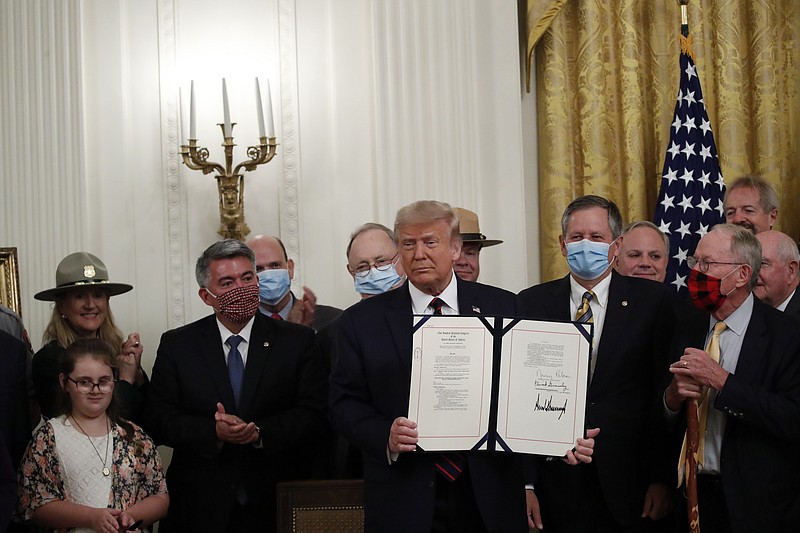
[709,292,754,337]
[569,271,612,309]
[216,315,256,344]
[777,289,796,312]
[408,272,460,314]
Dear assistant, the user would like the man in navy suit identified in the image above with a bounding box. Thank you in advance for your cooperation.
[146,239,327,532]
[519,195,676,532]
[666,224,800,532]
[330,201,596,533]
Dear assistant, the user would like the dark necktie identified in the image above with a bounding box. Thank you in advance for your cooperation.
[226,335,245,409]
[575,291,594,324]
[429,297,466,480]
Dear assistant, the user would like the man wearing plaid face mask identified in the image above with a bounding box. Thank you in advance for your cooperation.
[145,239,327,532]
[665,224,800,532]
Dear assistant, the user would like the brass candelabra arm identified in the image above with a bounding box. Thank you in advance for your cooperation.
[181,141,225,175]
[233,137,278,175]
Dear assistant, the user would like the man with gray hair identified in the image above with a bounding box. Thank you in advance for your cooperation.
[614,220,670,283]
[666,224,800,531]
[723,175,779,234]
[331,200,595,533]
[755,230,800,316]
[146,239,327,532]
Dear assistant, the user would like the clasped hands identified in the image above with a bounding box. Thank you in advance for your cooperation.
[88,507,141,532]
[118,333,145,385]
[666,347,730,410]
[215,402,260,445]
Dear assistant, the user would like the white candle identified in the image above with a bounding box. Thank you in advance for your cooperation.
[178,87,186,145]
[255,78,266,138]
[189,80,196,140]
[265,79,275,138]
[222,78,231,137]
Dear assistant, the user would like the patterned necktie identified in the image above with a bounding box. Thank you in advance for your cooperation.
[226,335,245,409]
[428,297,465,480]
[575,291,594,324]
[576,291,597,377]
[678,321,727,484]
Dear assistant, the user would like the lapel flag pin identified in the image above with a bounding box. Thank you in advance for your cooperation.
[472,306,480,313]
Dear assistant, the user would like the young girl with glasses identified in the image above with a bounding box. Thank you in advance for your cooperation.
[16,338,168,532]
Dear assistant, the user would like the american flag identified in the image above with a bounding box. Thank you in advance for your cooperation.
[653,49,725,295]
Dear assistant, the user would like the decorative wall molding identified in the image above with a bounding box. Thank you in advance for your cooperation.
[277,0,303,290]
[157,0,189,328]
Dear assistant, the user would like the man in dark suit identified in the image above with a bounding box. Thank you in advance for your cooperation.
[754,230,799,317]
[666,224,800,532]
[519,195,676,532]
[146,239,327,532]
[0,329,30,469]
[330,201,596,533]
[246,234,341,329]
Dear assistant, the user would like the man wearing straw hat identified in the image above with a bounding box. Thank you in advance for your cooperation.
[452,208,503,283]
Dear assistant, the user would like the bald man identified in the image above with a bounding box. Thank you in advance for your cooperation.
[614,221,670,283]
[246,234,341,330]
[754,230,800,316]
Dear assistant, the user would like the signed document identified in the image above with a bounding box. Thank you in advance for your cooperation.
[408,316,590,457]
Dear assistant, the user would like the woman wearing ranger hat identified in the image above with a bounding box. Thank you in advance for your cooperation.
[33,252,148,422]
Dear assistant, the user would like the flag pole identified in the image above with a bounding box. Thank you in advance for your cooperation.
[677,2,702,529]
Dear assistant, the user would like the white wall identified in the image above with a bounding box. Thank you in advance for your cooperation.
[0,0,538,370]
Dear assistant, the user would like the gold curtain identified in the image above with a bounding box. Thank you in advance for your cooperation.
[530,0,800,281]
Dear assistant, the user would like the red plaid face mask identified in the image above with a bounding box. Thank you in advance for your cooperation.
[207,284,260,324]
[687,265,740,313]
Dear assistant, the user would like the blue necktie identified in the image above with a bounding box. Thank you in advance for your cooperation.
[226,335,245,409]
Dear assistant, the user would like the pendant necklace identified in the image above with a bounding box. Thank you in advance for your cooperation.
[71,415,111,476]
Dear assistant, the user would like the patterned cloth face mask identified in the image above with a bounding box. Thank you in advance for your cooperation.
[206,284,261,323]
[687,265,741,313]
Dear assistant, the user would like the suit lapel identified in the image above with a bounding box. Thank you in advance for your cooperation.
[198,316,237,411]
[733,299,769,381]
[236,315,273,419]
[456,276,480,316]
[386,282,414,370]
[551,276,572,321]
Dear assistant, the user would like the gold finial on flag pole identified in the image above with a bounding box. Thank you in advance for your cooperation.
[677,0,695,60]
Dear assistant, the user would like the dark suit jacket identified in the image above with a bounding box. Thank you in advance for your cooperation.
[669,297,800,532]
[783,288,800,318]
[330,277,529,533]
[518,272,676,528]
[145,313,327,532]
[0,330,31,467]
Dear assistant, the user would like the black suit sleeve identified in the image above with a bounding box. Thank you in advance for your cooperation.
[145,331,219,458]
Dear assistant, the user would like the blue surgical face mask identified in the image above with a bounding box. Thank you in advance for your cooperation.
[565,239,612,281]
[354,263,405,295]
[257,269,291,305]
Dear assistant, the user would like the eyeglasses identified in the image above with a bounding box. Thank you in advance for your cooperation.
[686,256,744,273]
[67,376,116,393]
[352,253,399,277]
